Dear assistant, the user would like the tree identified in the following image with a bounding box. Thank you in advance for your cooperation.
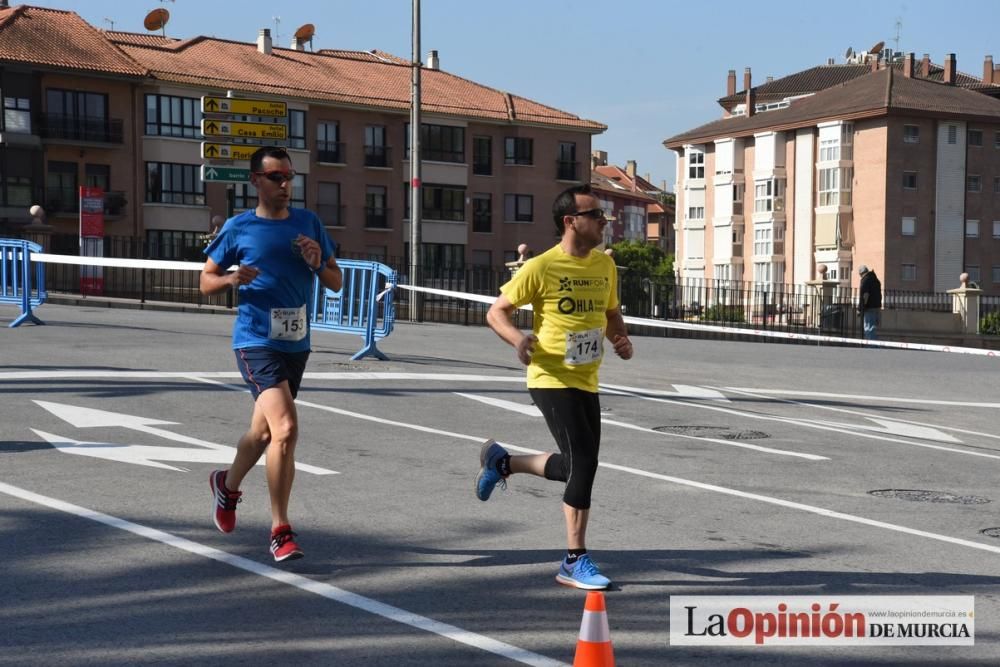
[608,240,675,317]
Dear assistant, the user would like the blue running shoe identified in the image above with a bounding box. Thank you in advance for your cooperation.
[475,439,508,501]
[556,553,611,590]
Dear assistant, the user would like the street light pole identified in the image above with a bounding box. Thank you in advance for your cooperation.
[408,0,422,322]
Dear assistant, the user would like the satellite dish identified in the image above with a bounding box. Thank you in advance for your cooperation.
[143,8,169,34]
[294,23,315,43]
[869,40,885,55]
[845,47,854,60]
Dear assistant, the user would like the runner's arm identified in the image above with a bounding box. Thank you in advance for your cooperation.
[487,294,536,365]
[605,307,633,360]
[200,257,256,295]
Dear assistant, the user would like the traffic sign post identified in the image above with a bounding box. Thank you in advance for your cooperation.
[201,96,287,117]
[201,142,259,161]
[200,165,251,183]
[201,119,288,141]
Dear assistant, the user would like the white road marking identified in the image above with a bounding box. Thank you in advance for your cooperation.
[454,393,827,461]
[32,400,336,475]
[601,383,730,402]
[0,370,523,382]
[0,481,565,667]
[725,387,1000,409]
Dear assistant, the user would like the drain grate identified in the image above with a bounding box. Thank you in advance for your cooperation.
[980,528,1000,538]
[868,489,991,505]
[653,425,770,440]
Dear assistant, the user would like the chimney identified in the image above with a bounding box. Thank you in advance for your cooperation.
[920,53,931,78]
[726,69,736,96]
[427,50,440,70]
[903,52,914,78]
[827,57,835,65]
[591,150,607,168]
[984,55,995,85]
[744,67,754,117]
[257,28,272,55]
[870,55,879,73]
[291,37,304,51]
[944,53,956,84]
[625,160,637,191]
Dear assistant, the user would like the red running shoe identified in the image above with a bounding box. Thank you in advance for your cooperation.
[270,524,304,562]
[209,470,242,533]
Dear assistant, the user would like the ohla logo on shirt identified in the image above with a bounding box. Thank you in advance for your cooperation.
[558,296,601,314]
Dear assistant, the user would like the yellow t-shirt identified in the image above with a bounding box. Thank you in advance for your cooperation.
[500,244,619,392]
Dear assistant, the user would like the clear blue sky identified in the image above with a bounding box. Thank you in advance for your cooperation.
[39,1,1000,190]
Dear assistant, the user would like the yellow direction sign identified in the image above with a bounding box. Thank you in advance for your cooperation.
[201,119,287,140]
[201,96,287,117]
[201,142,258,161]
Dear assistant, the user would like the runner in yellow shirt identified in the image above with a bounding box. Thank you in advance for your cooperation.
[477,184,633,590]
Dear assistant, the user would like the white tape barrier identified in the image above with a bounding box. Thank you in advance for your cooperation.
[395,283,998,358]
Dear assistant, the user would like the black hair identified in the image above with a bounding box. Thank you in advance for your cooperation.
[551,184,595,237]
[249,146,292,173]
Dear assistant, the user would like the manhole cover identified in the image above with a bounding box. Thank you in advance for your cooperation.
[653,425,770,440]
[980,528,1000,538]
[868,489,991,505]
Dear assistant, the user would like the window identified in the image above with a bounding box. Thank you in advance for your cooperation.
[687,206,705,220]
[733,183,744,215]
[819,137,839,161]
[85,164,110,191]
[818,167,853,206]
[473,136,492,175]
[504,137,533,165]
[146,230,202,260]
[406,123,465,162]
[316,122,342,163]
[145,162,205,205]
[4,174,32,207]
[557,141,578,180]
[967,265,981,283]
[365,185,389,228]
[995,131,1000,149]
[288,109,306,149]
[687,151,705,179]
[47,89,116,142]
[317,182,342,227]
[947,125,957,145]
[420,243,465,278]
[994,221,1000,239]
[753,227,772,256]
[966,220,979,238]
[901,263,917,281]
[145,93,201,138]
[473,193,491,233]
[902,217,916,236]
[902,171,918,190]
[46,161,78,213]
[968,129,983,147]
[3,96,31,133]
[364,126,388,167]
[233,182,256,210]
[993,265,1000,284]
[290,174,305,208]
[753,178,784,213]
[504,194,533,222]
[968,175,982,192]
[995,176,1000,194]
[422,185,465,221]
[903,124,920,144]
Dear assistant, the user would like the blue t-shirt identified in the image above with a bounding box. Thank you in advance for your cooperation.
[205,207,337,352]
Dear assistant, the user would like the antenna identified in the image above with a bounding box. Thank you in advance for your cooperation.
[143,7,170,37]
[893,16,903,52]
[272,16,281,47]
[103,17,115,31]
[293,23,315,51]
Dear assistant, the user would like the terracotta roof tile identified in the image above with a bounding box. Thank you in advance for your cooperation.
[0,7,145,77]
[666,67,1000,147]
[108,33,604,131]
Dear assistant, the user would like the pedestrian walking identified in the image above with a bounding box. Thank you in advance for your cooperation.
[858,265,882,341]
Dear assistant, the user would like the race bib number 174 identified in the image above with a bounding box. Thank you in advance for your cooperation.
[565,328,603,365]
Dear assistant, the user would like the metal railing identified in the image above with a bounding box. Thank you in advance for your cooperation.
[37,113,124,144]
[317,140,344,164]
[364,145,390,167]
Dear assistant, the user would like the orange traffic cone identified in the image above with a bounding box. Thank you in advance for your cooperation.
[573,591,615,666]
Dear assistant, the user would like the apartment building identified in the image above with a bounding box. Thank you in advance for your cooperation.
[0,5,605,270]
[664,52,1000,293]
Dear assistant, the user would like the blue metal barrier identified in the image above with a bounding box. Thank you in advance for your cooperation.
[310,259,396,360]
[1,238,45,327]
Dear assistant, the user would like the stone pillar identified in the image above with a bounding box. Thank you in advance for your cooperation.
[805,265,839,329]
[947,272,983,334]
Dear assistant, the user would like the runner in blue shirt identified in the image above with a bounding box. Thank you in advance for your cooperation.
[200,146,341,562]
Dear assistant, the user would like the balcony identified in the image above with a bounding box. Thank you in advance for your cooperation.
[44,188,128,216]
[317,203,345,227]
[556,159,579,181]
[38,113,124,144]
[317,140,345,164]
[365,206,390,229]
[364,145,391,168]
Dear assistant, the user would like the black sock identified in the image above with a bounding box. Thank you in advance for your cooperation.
[496,454,512,477]
[565,548,587,564]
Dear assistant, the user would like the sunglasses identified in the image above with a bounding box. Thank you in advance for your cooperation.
[255,170,296,184]
[572,208,606,220]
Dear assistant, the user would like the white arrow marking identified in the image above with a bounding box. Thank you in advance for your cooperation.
[33,401,336,475]
[600,383,730,402]
[205,167,218,178]
[816,417,962,444]
[451,392,825,461]
[32,430,239,472]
